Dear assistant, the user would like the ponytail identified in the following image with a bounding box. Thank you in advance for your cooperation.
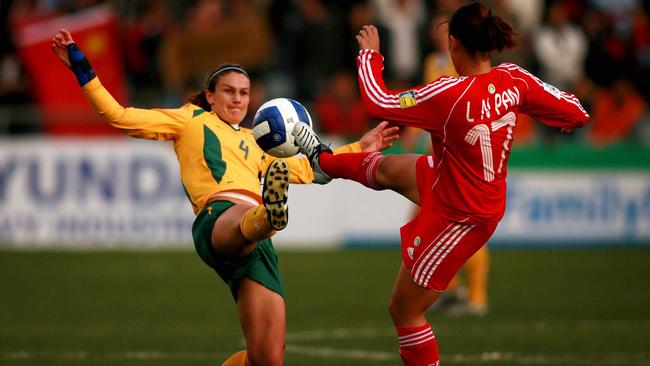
[449,1,517,56]
[186,90,211,111]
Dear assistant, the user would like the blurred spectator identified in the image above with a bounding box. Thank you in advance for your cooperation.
[422,14,455,83]
[489,0,534,68]
[372,0,427,83]
[501,0,543,34]
[582,8,625,85]
[160,0,272,103]
[0,0,38,134]
[532,0,587,91]
[590,0,639,37]
[588,78,647,147]
[268,0,346,101]
[341,0,377,71]
[630,5,650,101]
[122,1,172,104]
[292,0,346,100]
[314,70,369,137]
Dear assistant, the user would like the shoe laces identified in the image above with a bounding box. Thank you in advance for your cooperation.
[294,123,321,157]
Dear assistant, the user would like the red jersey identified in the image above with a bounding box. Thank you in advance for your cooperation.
[357,49,589,223]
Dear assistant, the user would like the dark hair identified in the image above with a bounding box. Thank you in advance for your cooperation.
[448,1,517,56]
[186,63,249,110]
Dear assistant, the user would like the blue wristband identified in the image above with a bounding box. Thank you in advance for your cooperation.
[67,44,96,86]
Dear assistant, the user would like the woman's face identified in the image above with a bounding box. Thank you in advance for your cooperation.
[206,72,250,124]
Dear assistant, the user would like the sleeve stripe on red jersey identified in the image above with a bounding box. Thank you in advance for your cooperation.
[501,64,589,117]
[359,48,463,106]
[358,50,398,107]
[358,49,464,108]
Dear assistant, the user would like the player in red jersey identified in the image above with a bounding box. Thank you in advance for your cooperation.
[292,2,589,365]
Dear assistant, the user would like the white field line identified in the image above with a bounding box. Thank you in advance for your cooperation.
[285,326,394,342]
[285,344,397,361]
[3,325,650,364]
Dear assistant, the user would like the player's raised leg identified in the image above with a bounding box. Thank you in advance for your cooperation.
[292,122,421,203]
[211,159,290,257]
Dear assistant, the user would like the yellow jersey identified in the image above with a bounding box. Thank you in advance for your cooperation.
[82,77,360,214]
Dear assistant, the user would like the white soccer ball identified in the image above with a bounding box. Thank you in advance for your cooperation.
[252,98,313,158]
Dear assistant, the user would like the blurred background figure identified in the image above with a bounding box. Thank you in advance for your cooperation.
[121,1,172,105]
[533,0,588,92]
[314,70,370,138]
[372,0,427,84]
[160,0,272,104]
[0,0,35,135]
[532,0,588,143]
[588,78,647,147]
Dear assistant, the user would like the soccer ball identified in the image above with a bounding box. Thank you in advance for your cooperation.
[252,98,313,158]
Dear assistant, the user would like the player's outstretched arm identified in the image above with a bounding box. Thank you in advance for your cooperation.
[359,121,399,152]
[50,29,184,140]
[52,29,96,86]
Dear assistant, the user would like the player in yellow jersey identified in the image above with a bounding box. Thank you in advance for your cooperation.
[52,29,398,366]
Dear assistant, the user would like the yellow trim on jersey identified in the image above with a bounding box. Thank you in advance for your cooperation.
[82,77,360,215]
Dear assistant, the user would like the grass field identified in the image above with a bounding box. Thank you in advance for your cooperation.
[1,247,649,366]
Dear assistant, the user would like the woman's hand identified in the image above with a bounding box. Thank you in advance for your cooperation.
[51,29,76,68]
[359,121,399,152]
[356,25,380,52]
[51,29,96,86]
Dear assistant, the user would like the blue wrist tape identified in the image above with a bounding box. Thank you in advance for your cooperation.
[67,44,96,86]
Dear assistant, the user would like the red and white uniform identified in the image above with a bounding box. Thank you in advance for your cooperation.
[357,49,589,290]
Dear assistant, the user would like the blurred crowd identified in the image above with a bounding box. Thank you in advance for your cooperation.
[1,0,649,149]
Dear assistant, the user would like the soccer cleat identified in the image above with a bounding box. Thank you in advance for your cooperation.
[262,159,290,231]
[292,122,333,184]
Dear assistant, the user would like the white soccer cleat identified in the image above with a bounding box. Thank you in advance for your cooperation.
[292,122,333,184]
[262,159,290,230]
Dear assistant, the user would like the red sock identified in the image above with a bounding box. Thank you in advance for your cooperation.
[319,152,384,190]
[396,324,440,366]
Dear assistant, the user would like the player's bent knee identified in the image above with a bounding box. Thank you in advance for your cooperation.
[388,295,428,325]
[388,297,404,323]
[374,154,418,191]
[374,155,396,188]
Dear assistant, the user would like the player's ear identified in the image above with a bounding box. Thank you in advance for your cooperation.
[448,35,459,52]
[205,89,215,108]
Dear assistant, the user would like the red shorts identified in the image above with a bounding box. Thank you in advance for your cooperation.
[399,156,498,291]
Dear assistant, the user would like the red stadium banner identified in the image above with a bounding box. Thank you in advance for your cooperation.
[15,5,127,135]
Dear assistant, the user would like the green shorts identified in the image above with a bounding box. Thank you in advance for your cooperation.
[192,200,284,300]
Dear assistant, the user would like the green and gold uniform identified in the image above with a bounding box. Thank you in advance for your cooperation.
[82,77,360,298]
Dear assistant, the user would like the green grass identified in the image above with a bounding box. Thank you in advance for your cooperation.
[1,247,649,365]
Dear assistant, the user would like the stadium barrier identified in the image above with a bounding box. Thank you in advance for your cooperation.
[0,138,648,247]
